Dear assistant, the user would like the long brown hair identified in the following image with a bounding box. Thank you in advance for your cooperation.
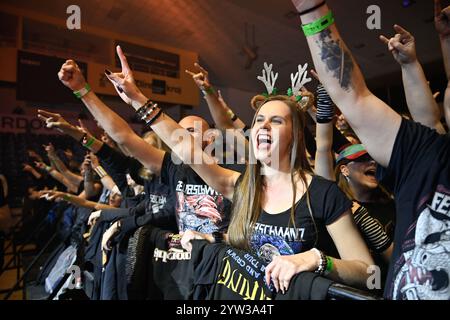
[227,95,315,250]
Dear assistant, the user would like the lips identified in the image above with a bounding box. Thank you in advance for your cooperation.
[364,167,376,178]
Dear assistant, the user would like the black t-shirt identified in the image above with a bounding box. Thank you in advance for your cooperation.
[120,177,177,233]
[376,119,450,300]
[249,175,352,263]
[160,152,232,233]
[95,143,144,193]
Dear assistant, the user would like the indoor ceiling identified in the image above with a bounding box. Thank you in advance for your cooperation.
[3,0,444,93]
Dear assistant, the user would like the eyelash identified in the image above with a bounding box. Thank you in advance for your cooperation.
[255,118,282,124]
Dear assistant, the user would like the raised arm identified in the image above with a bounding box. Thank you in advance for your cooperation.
[80,154,102,199]
[44,143,83,188]
[380,25,446,134]
[89,152,120,194]
[41,190,115,210]
[435,0,450,129]
[292,0,401,167]
[35,161,78,192]
[186,63,236,130]
[38,110,104,153]
[23,163,43,180]
[115,54,239,199]
[57,60,165,175]
[186,64,249,161]
[311,69,335,180]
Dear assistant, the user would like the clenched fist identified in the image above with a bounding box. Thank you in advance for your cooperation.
[58,60,86,91]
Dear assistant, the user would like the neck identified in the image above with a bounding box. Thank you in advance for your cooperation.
[261,159,292,184]
[350,184,375,203]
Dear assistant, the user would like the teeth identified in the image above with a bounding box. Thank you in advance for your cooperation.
[418,268,422,278]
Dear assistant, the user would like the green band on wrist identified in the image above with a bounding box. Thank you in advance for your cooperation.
[202,86,215,96]
[301,11,334,36]
[73,83,91,99]
[63,194,71,201]
[83,136,95,148]
[326,256,333,273]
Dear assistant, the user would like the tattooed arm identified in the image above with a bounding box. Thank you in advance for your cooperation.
[293,1,401,167]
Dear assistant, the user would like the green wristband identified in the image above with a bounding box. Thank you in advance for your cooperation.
[301,11,334,36]
[73,83,91,99]
[201,86,216,96]
[83,136,95,148]
[63,194,71,201]
[326,256,333,273]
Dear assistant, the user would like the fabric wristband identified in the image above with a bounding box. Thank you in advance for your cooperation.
[316,84,334,123]
[73,83,91,99]
[201,86,216,96]
[83,136,95,148]
[63,193,71,201]
[302,11,334,36]
[325,256,334,274]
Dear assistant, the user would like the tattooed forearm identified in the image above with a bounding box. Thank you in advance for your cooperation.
[316,29,354,91]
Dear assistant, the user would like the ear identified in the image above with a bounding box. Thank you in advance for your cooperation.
[340,164,350,177]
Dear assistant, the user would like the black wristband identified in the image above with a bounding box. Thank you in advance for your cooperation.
[231,114,238,122]
[298,1,326,16]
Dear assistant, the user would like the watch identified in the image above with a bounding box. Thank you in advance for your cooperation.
[212,231,224,244]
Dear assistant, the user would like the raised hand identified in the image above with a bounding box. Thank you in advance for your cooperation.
[27,150,43,162]
[435,0,450,37]
[104,45,147,107]
[43,143,56,157]
[185,63,211,90]
[40,190,64,201]
[380,25,416,65]
[23,163,33,172]
[34,161,47,171]
[38,109,81,137]
[81,153,92,171]
[58,60,86,91]
[89,152,100,168]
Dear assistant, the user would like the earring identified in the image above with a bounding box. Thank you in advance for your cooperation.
[344,175,350,182]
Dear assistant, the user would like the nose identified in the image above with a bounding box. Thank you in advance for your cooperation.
[261,119,271,130]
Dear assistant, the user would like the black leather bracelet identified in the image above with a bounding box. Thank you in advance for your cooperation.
[298,1,326,16]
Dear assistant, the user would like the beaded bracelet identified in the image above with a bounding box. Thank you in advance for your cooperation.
[311,248,327,275]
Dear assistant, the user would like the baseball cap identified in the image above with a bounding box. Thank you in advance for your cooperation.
[336,144,370,165]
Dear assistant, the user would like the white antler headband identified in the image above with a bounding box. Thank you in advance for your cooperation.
[289,63,312,99]
[257,62,278,95]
